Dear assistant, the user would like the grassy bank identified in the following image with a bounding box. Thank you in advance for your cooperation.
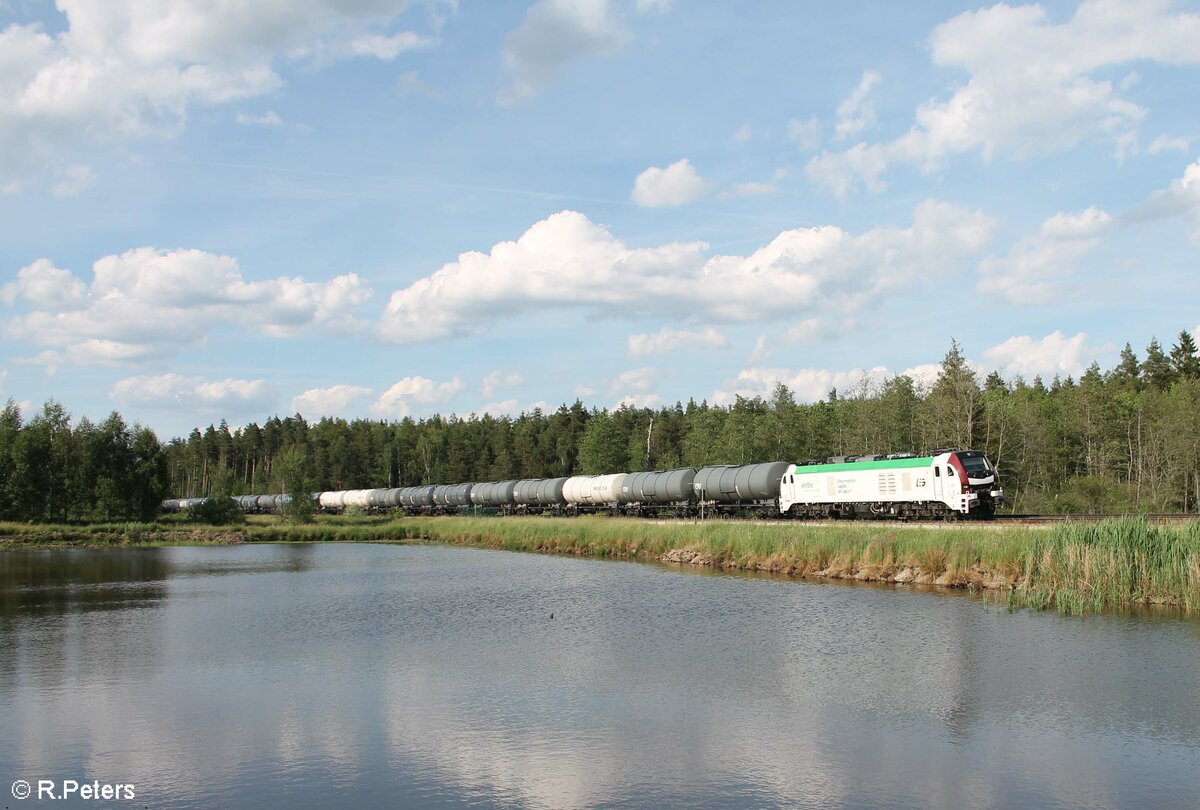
[0,520,246,549]
[4,515,1198,616]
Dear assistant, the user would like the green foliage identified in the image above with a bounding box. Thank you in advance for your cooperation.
[185,495,245,526]
[277,446,316,524]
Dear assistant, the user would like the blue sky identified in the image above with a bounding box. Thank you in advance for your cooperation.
[1,0,1198,439]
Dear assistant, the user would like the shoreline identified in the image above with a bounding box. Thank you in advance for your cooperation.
[4,515,1198,616]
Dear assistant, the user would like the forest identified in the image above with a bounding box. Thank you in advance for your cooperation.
[1,332,1198,521]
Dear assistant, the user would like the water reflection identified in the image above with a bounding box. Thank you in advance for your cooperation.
[1,544,1198,809]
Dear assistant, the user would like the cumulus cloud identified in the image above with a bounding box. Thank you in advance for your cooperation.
[481,370,524,399]
[834,70,881,141]
[630,159,707,207]
[499,0,627,104]
[0,1,446,188]
[981,330,1100,380]
[3,249,372,368]
[111,373,275,414]
[627,326,727,357]
[978,206,1113,305]
[806,0,1200,197]
[370,376,465,419]
[378,202,995,344]
[291,384,373,420]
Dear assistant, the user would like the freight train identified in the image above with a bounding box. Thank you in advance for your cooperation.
[162,449,1004,520]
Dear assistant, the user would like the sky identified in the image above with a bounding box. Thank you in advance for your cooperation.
[1,0,1199,440]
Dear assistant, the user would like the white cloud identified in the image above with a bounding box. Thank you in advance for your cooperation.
[609,367,662,397]
[636,0,672,13]
[481,370,524,399]
[732,123,752,143]
[291,384,373,419]
[499,0,627,104]
[111,373,275,413]
[3,249,372,368]
[370,376,465,419]
[614,393,664,409]
[1,258,87,309]
[0,1,445,189]
[396,70,434,97]
[982,330,1099,380]
[479,398,548,416]
[834,70,881,141]
[607,367,664,408]
[378,202,995,344]
[788,116,821,151]
[978,206,1112,305]
[1039,206,1113,238]
[235,110,282,127]
[630,158,707,207]
[573,384,599,398]
[1128,157,1200,236]
[714,365,893,405]
[627,326,727,357]
[807,0,1200,197]
[348,31,432,60]
[1148,134,1190,154]
[51,164,95,198]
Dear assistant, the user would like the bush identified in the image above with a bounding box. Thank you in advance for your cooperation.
[185,495,245,526]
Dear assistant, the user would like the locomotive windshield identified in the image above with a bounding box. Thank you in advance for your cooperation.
[959,455,992,476]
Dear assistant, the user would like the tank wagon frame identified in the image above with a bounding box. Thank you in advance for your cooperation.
[163,449,1003,522]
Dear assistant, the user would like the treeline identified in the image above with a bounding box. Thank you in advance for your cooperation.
[0,403,168,522]
[161,330,1200,515]
[1,331,1196,521]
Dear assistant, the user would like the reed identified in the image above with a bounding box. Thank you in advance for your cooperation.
[3,514,1196,616]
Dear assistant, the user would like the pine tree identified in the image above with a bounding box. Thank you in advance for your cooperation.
[1142,337,1176,390]
[1169,330,1200,380]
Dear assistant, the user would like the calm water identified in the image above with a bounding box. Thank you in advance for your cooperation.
[2,543,1199,809]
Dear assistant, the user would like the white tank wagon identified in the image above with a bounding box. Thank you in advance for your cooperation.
[563,473,626,512]
[779,450,1004,518]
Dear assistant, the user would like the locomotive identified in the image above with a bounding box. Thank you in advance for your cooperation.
[162,449,1003,520]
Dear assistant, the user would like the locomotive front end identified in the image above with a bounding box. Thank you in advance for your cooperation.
[953,451,1004,514]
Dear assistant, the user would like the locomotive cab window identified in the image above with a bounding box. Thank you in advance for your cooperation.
[947,467,956,477]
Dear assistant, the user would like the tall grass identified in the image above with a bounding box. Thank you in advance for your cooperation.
[4,514,1197,616]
